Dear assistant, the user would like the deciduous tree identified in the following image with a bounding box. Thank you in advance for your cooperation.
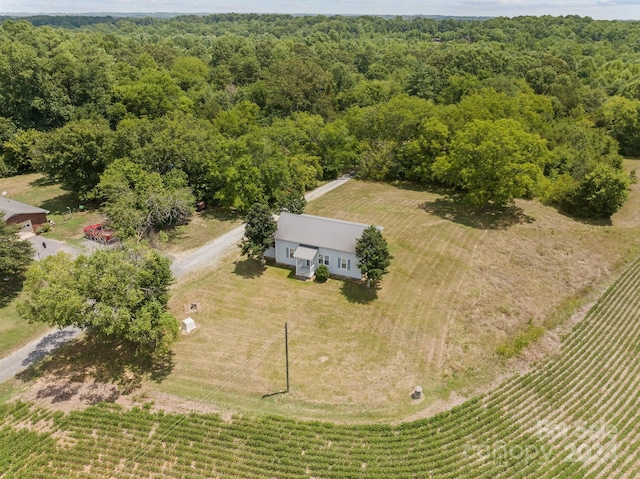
[98,158,194,239]
[355,225,392,288]
[576,163,629,218]
[432,119,548,208]
[34,119,114,199]
[18,244,179,354]
[239,203,276,264]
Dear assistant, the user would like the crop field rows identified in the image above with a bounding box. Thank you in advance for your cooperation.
[3,254,640,477]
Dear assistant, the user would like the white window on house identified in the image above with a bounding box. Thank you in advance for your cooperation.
[286,247,295,259]
[338,258,351,270]
[318,254,330,266]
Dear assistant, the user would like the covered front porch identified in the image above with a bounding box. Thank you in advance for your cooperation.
[293,245,318,279]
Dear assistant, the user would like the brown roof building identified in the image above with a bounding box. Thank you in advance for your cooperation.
[0,196,49,232]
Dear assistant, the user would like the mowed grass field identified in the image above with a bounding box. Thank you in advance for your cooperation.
[157,167,640,420]
[4,163,640,477]
[154,207,242,255]
[6,250,640,477]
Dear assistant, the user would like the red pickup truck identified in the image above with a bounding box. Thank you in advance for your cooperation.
[83,223,115,243]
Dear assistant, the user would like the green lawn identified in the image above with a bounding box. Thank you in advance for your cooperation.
[154,179,640,420]
[0,173,105,245]
[4,172,640,422]
[5,251,640,476]
[0,173,240,361]
[0,173,66,209]
[0,295,49,357]
[0,185,640,479]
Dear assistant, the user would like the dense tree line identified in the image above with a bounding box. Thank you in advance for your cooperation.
[0,14,638,232]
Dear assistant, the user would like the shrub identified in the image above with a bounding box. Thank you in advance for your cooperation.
[35,223,51,235]
[315,264,329,283]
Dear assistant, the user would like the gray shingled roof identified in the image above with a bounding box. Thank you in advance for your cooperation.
[275,212,371,254]
[0,196,49,220]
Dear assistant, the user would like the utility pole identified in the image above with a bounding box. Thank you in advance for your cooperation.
[285,322,290,393]
[262,323,290,398]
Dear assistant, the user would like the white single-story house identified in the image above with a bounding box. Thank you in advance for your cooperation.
[0,196,49,233]
[265,212,373,280]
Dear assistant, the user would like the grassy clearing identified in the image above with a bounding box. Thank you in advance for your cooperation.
[1,173,242,252]
[4,175,640,476]
[0,173,240,360]
[0,173,63,208]
[154,207,242,254]
[612,158,640,228]
[153,179,640,420]
[4,254,640,476]
[3,174,640,421]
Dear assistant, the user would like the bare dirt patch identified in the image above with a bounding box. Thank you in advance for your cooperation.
[18,377,120,414]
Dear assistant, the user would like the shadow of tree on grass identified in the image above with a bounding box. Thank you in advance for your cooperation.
[29,176,58,187]
[38,193,80,215]
[419,197,535,230]
[0,277,24,308]
[199,206,241,223]
[233,258,265,278]
[341,280,378,304]
[17,333,174,397]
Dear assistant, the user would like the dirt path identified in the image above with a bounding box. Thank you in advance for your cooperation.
[0,176,351,384]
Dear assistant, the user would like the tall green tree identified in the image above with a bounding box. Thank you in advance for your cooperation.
[34,119,114,199]
[264,56,332,117]
[98,158,194,240]
[239,203,276,265]
[575,163,630,218]
[355,225,392,288]
[432,119,548,208]
[18,244,179,354]
[112,68,187,119]
[598,96,640,157]
[0,21,72,129]
[2,129,41,175]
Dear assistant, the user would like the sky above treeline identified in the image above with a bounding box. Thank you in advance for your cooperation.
[1,0,638,20]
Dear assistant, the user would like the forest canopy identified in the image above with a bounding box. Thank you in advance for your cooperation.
[0,13,638,228]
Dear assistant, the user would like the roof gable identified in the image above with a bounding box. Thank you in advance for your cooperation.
[0,197,49,220]
[275,212,371,254]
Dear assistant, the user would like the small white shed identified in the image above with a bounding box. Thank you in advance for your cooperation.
[182,317,196,333]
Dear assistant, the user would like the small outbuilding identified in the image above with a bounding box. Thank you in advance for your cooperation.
[182,317,196,333]
[0,196,49,233]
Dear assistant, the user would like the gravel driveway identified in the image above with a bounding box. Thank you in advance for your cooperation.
[0,327,81,383]
[0,176,351,383]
